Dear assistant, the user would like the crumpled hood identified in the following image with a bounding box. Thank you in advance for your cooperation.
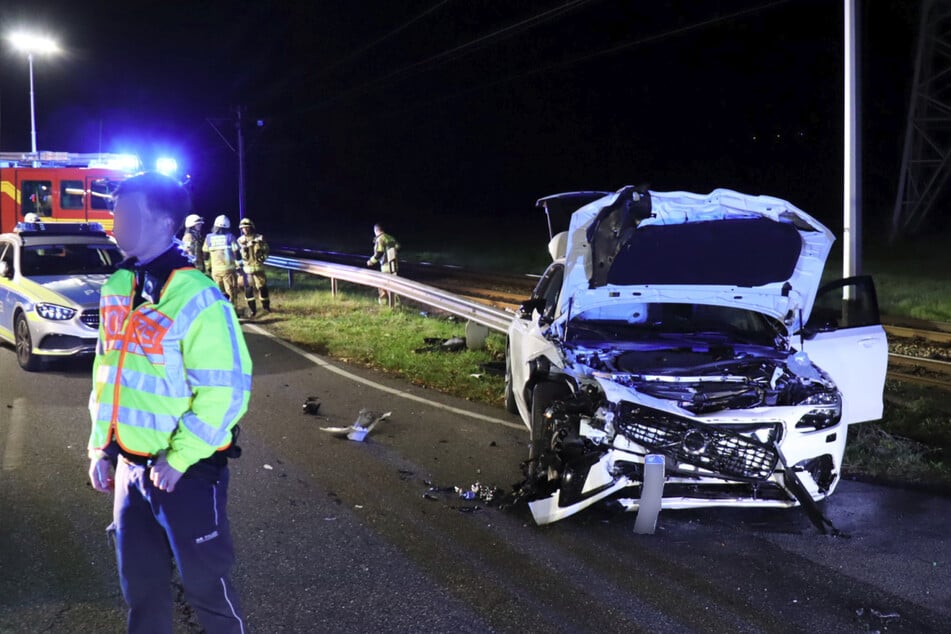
[557,187,834,333]
[27,274,109,308]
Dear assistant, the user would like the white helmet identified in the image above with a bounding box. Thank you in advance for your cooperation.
[213,214,231,229]
[23,213,42,223]
[185,214,205,228]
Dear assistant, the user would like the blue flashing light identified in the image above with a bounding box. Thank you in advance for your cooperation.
[156,157,178,175]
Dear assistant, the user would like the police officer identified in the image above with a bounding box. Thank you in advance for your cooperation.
[87,172,251,633]
[202,214,240,303]
[366,223,400,305]
[181,214,206,274]
[237,217,271,317]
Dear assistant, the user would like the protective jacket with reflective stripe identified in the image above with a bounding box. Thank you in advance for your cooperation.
[87,263,252,474]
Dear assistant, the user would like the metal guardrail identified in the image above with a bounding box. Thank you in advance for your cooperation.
[265,255,514,334]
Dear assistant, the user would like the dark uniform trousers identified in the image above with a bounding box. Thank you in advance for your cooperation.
[111,457,245,634]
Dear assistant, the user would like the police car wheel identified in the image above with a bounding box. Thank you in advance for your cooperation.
[14,313,43,372]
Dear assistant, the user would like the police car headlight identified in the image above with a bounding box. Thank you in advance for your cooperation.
[36,303,77,321]
[794,390,842,431]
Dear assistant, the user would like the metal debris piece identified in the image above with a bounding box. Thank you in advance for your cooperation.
[478,361,506,376]
[455,482,504,504]
[414,336,467,353]
[302,396,321,415]
[319,409,392,442]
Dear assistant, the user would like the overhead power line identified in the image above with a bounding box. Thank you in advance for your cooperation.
[312,0,454,77]
[351,0,794,121]
[290,0,600,114]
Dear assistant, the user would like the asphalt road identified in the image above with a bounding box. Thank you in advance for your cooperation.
[1,322,949,633]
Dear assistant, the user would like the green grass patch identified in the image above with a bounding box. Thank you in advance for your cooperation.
[262,274,507,406]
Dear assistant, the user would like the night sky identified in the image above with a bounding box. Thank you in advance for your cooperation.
[0,1,923,249]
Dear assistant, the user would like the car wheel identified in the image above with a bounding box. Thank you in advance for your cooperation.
[14,312,44,372]
[529,381,570,465]
[504,344,519,415]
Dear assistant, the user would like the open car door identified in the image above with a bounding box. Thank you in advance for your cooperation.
[799,275,888,425]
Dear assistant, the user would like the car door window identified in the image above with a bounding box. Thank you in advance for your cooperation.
[0,243,13,278]
[531,263,564,323]
[806,275,881,333]
[21,180,54,218]
[61,180,85,210]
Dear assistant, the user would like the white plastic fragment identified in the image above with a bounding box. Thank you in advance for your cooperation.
[319,409,392,442]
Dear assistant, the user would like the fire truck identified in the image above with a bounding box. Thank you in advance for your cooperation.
[0,151,140,234]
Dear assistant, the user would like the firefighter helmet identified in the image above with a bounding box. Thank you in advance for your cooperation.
[23,213,42,223]
[213,215,231,229]
[239,217,255,230]
[185,214,204,228]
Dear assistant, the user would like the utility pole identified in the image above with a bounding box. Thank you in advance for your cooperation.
[236,105,247,221]
[207,106,249,221]
[843,0,861,278]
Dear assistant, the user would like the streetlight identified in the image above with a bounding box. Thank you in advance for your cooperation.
[8,32,59,154]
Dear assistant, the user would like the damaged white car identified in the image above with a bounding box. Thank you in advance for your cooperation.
[505,186,888,530]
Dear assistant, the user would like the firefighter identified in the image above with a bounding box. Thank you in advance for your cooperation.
[237,217,271,317]
[181,214,206,274]
[202,214,240,303]
[366,223,400,305]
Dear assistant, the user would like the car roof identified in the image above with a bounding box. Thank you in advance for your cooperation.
[2,223,115,247]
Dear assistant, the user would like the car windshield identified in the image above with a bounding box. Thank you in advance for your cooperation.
[20,243,122,276]
[569,303,782,347]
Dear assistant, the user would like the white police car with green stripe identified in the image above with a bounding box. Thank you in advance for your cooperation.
[0,222,122,371]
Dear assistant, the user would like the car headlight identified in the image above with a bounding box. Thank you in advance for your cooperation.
[36,302,77,321]
[794,390,842,431]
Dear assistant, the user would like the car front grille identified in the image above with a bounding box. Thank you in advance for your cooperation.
[81,309,99,329]
[614,401,780,480]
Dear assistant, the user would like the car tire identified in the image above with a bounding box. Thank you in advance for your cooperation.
[14,312,44,372]
[529,381,570,464]
[504,344,519,415]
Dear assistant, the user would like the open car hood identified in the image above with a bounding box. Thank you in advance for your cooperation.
[557,187,834,333]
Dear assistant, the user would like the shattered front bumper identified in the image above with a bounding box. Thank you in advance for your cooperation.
[527,404,843,526]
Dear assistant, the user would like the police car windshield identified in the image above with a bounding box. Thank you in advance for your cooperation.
[20,244,122,277]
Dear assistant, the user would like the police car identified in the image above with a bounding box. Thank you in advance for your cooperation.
[506,187,888,527]
[0,222,122,371]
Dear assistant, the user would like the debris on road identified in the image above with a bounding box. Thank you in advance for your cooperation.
[421,480,506,509]
[320,409,392,442]
[414,336,467,353]
[302,396,321,415]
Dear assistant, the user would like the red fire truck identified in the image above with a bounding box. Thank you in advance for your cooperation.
[0,151,140,234]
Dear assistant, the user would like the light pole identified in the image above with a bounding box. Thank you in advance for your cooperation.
[8,32,59,154]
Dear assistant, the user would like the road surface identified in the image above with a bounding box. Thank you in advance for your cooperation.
[1,322,949,633]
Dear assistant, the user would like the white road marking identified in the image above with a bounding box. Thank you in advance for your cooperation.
[244,323,526,431]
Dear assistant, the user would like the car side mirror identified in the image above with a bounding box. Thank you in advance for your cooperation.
[517,297,545,320]
[0,261,11,279]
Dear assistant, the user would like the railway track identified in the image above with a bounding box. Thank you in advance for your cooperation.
[273,245,951,390]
